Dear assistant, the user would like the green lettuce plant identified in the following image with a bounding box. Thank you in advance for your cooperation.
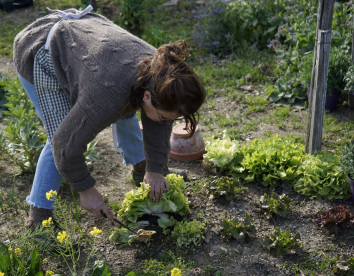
[259,192,293,219]
[203,131,243,174]
[238,135,305,187]
[109,228,134,245]
[118,174,190,229]
[294,151,350,200]
[204,175,247,202]
[219,213,256,242]
[170,220,206,247]
[262,227,301,257]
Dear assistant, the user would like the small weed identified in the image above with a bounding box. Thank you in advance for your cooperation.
[220,213,256,242]
[274,105,292,118]
[244,96,268,113]
[259,192,294,219]
[0,176,29,214]
[263,130,274,137]
[205,175,247,202]
[124,251,193,275]
[281,248,337,275]
[262,227,301,257]
[204,264,224,276]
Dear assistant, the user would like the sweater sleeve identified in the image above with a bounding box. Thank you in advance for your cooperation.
[141,110,172,174]
[51,101,105,192]
[51,86,131,192]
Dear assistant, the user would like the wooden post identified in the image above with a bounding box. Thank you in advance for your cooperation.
[90,0,97,12]
[305,0,334,154]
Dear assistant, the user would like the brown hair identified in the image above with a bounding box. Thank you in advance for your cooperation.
[131,40,206,136]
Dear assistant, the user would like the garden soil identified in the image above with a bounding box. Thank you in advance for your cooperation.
[1,4,354,276]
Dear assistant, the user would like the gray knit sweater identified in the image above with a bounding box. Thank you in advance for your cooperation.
[13,11,172,192]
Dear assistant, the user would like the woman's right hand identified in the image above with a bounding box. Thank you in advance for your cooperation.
[79,186,114,222]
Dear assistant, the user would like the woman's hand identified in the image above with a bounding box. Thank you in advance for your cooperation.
[144,171,170,202]
[79,186,114,222]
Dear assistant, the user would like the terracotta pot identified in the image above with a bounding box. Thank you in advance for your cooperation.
[169,124,206,161]
[348,174,354,204]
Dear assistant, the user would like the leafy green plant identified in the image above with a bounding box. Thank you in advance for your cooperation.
[315,205,354,235]
[219,213,256,242]
[109,228,134,245]
[192,0,288,55]
[91,260,112,276]
[0,78,46,173]
[339,141,354,179]
[204,175,247,202]
[84,140,99,165]
[0,242,44,276]
[262,227,301,257]
[294,151,350,200]
[203,131,243,174]
[170,220,206,247]
[267,1,353,108]
[238,134,305,187]
[0,76,9,118]
[116,0,146,36]
[343,65,354,96]
[334,254,354,275]
[259,192,293,219]
[118,174,190,229]
[327,46,351,92]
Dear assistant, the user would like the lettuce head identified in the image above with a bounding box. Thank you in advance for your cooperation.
[118,174,190,229]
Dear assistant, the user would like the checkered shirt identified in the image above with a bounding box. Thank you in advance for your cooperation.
[33,45,71,142]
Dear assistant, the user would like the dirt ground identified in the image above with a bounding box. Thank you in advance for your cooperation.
[1,4,354,276]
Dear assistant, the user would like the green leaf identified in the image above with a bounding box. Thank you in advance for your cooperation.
[26,248,41,275]
[92,260,111,276]
[0,242,10,272]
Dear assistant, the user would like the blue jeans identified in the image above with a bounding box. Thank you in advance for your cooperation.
[18,74,145,209]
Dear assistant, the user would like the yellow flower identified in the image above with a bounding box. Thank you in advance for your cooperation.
[171,267,181,276]
[15,248,22,256]
[42,217,53,227]
[43,258,47,265]
[45,271,55,276]
[57,231,68,244]
[0,272,4,276]
[90,227,102,238]
[46,190,57,200]
[8,247,12,252]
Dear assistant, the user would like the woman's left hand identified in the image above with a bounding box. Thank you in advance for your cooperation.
[144,171,170,202]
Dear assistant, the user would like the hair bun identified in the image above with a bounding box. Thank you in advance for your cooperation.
[153,40,190,69]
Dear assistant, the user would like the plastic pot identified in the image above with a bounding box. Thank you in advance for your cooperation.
[307,87,340,112]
